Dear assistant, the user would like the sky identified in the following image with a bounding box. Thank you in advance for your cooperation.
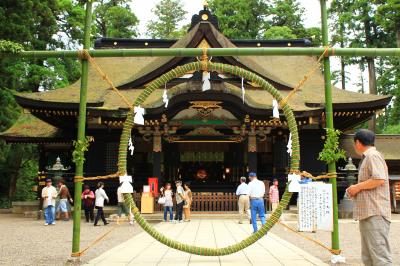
[130,0,363,92]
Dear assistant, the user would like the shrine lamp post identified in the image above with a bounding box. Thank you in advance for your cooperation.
[71,0,93,256]
[320,0,341,256]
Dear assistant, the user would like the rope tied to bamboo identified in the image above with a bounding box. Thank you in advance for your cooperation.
[279,46,330,108]
[289,170,337,180]
[278,222,341,255]
[78,49,134,110]
[73,172,120,183]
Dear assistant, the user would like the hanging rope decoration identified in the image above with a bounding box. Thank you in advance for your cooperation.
[272,99,280,119]
[133,106,145,125]
[117,60,301,256]
[162,83,169,107]
[241,77,245,103]
[128,137,134,156]
[287,133,292,156]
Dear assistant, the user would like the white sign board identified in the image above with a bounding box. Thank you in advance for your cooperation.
[298,182,333,232]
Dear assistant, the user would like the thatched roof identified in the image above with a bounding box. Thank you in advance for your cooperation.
[340,134,400,160]
[13,22,390,115]
[0,113,65,143]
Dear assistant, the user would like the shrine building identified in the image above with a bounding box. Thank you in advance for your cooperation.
[0,7,392,203]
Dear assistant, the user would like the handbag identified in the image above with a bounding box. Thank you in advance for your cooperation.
[157,197,166,205]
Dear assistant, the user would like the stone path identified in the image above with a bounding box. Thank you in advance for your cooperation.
[87,219,328,266]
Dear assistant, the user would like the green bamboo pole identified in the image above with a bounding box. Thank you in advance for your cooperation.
[320,0,340,254]
[0,47,399,59]
[71,0,93,256]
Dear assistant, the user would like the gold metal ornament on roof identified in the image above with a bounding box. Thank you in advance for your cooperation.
[189,101,222,119]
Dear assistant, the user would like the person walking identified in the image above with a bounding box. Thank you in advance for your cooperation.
[183,182,192,222]
[117,184,134,225]
[94,182,109,226]
[248,172,266,233]
[41,178,57,226]
[56,180,73,221]
[160,183,174,222]
[81,185,95,223]
[347,129,392,265]
[236,176,250,224]
[269,179,280,213]
[174,180,185,223]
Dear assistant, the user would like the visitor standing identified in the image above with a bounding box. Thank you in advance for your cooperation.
[347,129,392,265]
[248,172,266,233]
[117,184,134,225]
[94,182,109,226]
[235,176,250,224]
[41,178,57,226]
[174,180,185,223]
[183,182,192,222]
[81,185,95,222]
[160,183,174,222]
[56,180,73,221]
[269,179,280,213]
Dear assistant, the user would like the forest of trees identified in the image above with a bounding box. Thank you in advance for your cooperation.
[0,0,399,205]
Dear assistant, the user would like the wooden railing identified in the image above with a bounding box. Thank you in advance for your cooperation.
[132,192,263,212]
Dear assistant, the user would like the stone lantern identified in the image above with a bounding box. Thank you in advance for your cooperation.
[46,157,71,183]
[338,157,358,218]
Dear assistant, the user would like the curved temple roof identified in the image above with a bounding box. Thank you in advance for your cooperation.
[11,20,392,120]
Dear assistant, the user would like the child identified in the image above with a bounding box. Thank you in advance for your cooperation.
[160,183,174,222]
[269,178,280,212]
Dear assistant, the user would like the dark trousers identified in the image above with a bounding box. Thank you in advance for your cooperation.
[175,202,184,221]
[94,206,107,225]
[84,205,94,222]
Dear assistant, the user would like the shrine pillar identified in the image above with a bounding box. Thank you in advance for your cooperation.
[248,131,257,173]
[152,130,162,184]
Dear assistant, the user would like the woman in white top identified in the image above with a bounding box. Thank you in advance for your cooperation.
[94,182,109,226]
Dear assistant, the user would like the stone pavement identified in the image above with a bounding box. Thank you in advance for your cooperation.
[87,219,328,266]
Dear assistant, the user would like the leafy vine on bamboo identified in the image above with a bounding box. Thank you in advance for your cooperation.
[318,128,347,164]
[72,136,94,164]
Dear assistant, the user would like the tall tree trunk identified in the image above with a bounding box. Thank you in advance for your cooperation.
[340,56,346,90]
[364,18,377,132]
[367,58,377,132]
[397,29,400,48]
[7,144,24,199]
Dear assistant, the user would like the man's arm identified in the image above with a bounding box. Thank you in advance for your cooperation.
[347,179,385,197]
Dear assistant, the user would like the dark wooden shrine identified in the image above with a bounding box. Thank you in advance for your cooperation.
[1,7,391,204]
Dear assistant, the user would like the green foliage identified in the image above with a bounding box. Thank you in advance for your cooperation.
[318,128,347,165]
[208,0,270,39]
[94,0,139,38]
[382,124,400,134]
[72,136,93,164]
[0,40,24,53]
[267,0,305,37]
[146,0,187,39]
[375,0,400,47]
[12,160,38,201]
[264,26,296,40]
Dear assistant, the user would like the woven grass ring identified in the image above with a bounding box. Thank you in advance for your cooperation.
[118,61,300,256]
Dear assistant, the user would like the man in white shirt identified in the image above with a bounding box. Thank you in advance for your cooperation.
[248,172,266,233]
[236,176,250,224]
[41,178,58,226]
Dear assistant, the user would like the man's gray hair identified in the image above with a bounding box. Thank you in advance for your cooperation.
[240,176,247,182]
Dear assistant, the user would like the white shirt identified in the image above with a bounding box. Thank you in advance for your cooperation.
[236,183,250,196]
[117,186,124,203]
[95,188,109,207]
[248,179,265,198]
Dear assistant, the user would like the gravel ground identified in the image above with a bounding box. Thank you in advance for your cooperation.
[0,214,146,266]
[1,213,399,266]
[270,214,400,266]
